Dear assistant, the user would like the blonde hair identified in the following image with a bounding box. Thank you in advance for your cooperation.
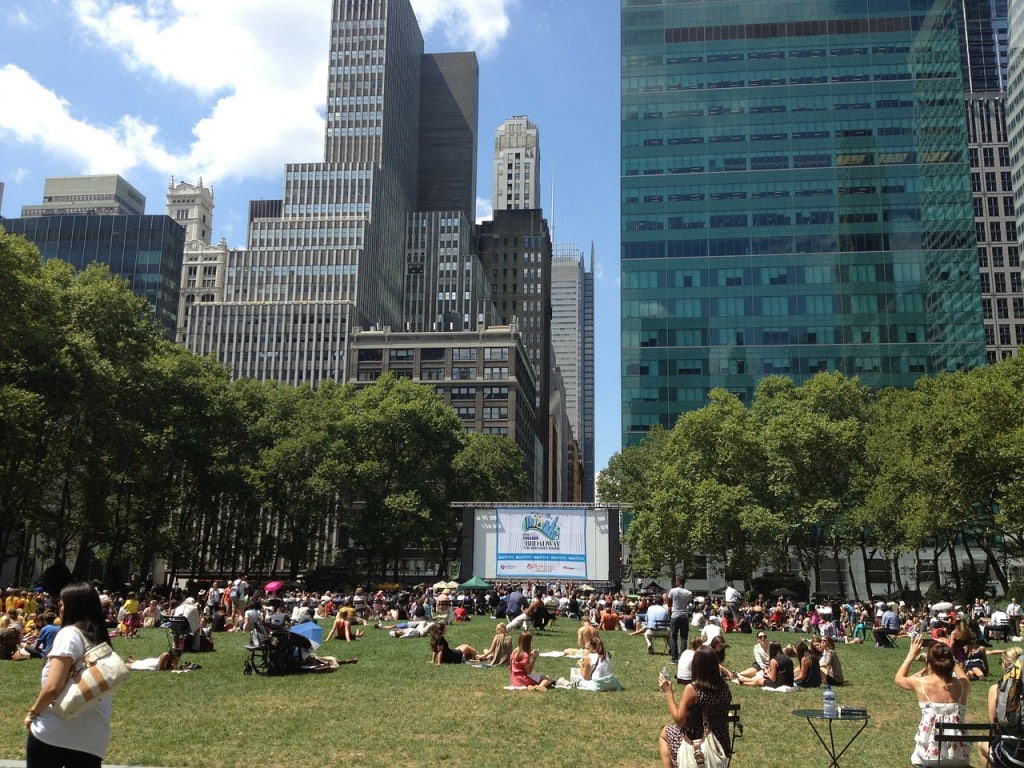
[1002,647,1024,668]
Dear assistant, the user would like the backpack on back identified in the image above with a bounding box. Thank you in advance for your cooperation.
[996,658,1024,735]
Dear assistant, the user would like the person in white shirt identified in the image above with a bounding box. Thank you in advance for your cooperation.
[173,597,202,650]
[1006,597,1022,637]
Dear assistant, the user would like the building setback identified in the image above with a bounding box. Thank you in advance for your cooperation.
[182,0,478,388]
[620,0,987,445]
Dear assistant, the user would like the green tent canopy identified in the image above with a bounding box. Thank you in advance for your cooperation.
[459,576,493,590]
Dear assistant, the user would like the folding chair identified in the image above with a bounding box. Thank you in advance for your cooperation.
[934,721,994,767]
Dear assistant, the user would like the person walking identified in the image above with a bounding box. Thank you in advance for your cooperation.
[24,582,116,768]
[668,577,693,663]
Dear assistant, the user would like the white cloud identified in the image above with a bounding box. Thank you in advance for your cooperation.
[475,196,493,225]
[0,64,147,174]
[412,0,516,57]
[3,1,515,193]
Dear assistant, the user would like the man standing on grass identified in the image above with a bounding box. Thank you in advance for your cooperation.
[668,577,693,663]
[1007,597,1022,638]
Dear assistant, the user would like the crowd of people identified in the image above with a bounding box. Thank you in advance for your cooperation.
[6,578,1024,768]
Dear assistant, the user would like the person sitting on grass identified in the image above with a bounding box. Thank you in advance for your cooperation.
[577,617,601,651]
[575,636,623,691]
[817,636,845,686]
[509,631,554,690]
[793,640,822,688]
[325,612,364,642]
[428,622,479,664]
[477,623,513,666]
[736,630,771,681]
[738,641,794,688]
[676,636,704,685]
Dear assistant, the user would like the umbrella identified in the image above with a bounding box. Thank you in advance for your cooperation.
[445,580,460,590]
[264,580,284,593]
[930,601,953,613]
[289,621,323,650]
[771,587,798,598]
[432,580,449,591]
[576,584,596,592]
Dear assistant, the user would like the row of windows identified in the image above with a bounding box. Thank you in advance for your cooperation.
[624,182,919,203]
[624,323,950,348]
[980,273,1024,292]
[624,294,941,322]
[626,45,915,67]
[624,98,961,120]
[985,324,1024,346]
[624,262,930,289]
[625,207,932,231]
[622,230,974,258]
[623,69,956,94]
[625,352,935,382]
[443,387,510,400]
[978,246,1021,268]
[623,150,962,176]
[982,298,1024,319]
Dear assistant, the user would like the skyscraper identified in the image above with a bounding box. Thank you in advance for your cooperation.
[552,241,595,501]
[182,0,478,386]
[493,116,541,211]
[620,0,986,446]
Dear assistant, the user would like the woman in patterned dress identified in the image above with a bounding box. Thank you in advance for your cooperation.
[658,645,732,768]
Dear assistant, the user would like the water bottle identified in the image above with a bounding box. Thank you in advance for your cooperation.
[822,683,837,718]
[661,666,670,683]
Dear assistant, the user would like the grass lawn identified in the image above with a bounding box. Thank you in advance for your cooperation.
[0,618,1006,767]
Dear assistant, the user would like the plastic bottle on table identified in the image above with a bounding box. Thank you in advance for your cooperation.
[822,683,837,718]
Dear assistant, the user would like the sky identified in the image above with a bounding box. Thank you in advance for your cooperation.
[0,0,622,475]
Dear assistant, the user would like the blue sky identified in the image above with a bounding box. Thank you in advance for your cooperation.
[0,0,622,474]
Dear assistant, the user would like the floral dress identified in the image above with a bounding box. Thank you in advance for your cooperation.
[911,678,970,767]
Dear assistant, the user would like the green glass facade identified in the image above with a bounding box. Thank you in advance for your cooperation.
[2,215,185,339]
[621,0,987,445]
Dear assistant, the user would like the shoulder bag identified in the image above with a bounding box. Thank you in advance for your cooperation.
[676,709,728,768]
[52,627,129,720]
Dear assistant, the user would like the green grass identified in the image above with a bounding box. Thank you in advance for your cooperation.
[0,620,1006,767]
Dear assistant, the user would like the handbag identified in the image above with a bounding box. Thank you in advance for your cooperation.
[52,627,129,720]
[677,712,728,768]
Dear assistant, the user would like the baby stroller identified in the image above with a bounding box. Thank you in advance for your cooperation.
[243,617,312,676]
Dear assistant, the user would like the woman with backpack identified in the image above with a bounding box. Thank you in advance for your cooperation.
[978,646,1024,768]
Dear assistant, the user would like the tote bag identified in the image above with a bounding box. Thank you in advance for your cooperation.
[677,729,728,768]
[53,628,129,720]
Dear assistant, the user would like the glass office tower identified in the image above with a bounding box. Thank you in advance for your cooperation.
[620,0,986,445]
